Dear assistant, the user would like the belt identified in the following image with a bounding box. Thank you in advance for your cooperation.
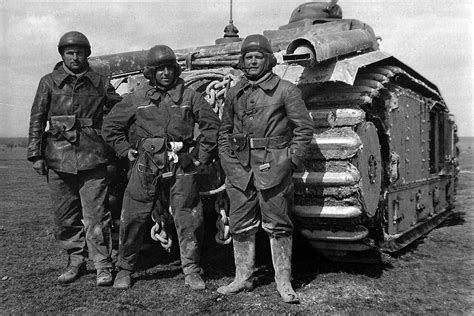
[139,137,192,152]
[76,118,94,127]
[48,117,96,128]
[249,136,289,149]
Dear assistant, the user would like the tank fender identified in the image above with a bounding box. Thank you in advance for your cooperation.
[275,50,393,86]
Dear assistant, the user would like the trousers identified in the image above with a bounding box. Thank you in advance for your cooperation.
[47,166,113,269]
[117,164,204,275]
[225,174,294,238]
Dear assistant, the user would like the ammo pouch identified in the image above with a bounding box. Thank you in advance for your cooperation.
[228,133,250,167]
[138,137,168,176]
[128,137,170,201]
[50,115,78,143]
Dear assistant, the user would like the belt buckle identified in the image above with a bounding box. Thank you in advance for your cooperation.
[162,171,174,178]
[249,138,255,149]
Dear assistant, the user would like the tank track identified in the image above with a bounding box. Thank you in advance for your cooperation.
[293,63,455,262]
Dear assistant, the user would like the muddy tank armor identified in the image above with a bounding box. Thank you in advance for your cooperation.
[90,1,458,263]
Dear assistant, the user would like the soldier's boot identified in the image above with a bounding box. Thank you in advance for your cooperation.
[96,268,113,286]
[113,269,132,290]
[270,235,300,304]
[57,263,86,284]
[217,234,255,295]
[185,273,206,290]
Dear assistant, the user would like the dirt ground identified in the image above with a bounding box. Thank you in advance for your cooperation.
[0,139,472,314]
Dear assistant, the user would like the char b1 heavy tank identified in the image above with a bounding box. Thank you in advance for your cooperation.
[90,1,459,262]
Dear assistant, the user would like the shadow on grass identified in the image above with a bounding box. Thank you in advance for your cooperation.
[388,234,428,260]
[128,208,394,290]
[135,266,183,282]
[290,232,388,289]
[207,229,389,290]
[437,210,466,228]
[131,210,237,281]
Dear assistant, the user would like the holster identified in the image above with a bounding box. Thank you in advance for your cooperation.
[228,133,250,167]
[50,115,78,143]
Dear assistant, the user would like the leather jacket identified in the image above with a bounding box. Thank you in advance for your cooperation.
[218,72,314,190]
[101,78,220,165]
[27,62,122,174]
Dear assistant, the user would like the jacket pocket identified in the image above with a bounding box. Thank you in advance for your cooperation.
[252,147,292,189]
[50,115,78,143]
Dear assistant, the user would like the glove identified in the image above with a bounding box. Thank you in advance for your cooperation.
[32,158,47,175]
[127,149,139,162]
[291,155,305,171]
[179,153,195,171]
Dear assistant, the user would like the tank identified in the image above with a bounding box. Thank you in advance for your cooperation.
[90,1,459,263]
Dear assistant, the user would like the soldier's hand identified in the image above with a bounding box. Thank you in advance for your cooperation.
[193,158,201,167]
[290,156,304,171]
[127,149,139,162]
[32,159,47,175]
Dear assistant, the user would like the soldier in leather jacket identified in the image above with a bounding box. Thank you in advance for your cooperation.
[27,31,122,286]
[217,34,314,303]
[102,45,220,290]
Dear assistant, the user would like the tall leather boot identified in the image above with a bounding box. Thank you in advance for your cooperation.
[217,234,255,295]
[270,235,299,304]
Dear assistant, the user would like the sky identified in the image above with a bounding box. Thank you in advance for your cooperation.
[0,0,472,137]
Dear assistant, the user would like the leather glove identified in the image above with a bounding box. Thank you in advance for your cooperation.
[179,153,195,171]
[32,158,47,175]
[291,155,305,171]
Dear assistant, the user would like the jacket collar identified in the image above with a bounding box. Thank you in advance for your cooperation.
[51,61,101,88]
[146,78,185,103]
[236,72,280,96]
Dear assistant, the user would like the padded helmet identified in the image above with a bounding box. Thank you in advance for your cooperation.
[240,34,274,56]
[58,31,91,56]
[143,45,181,81]
[239,34,277,78]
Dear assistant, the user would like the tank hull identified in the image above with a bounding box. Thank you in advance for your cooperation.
[276,58,458,261]
[98,4,458,263]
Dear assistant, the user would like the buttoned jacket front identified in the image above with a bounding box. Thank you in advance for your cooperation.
[218,73,314,190]
[27,62,122,174]
[102,78,220,164]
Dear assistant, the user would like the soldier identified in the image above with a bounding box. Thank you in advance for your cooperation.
[102,45,220,290]
[27,31,122,286]
[217,34,314,303]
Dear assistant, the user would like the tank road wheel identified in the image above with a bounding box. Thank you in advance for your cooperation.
[354,121,382,218]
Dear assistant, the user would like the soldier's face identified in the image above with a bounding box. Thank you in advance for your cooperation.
[155,65,177,88]
[61,46,88,74]
[243,51,265,77]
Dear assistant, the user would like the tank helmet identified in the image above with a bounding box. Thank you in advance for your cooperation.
[143,45,181,81]
[57,31,91,56]
[239,34,277,78]
[240,34,273,56]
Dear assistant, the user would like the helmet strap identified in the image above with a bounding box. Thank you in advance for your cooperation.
[247,71,272,85]
[242,52,275,80]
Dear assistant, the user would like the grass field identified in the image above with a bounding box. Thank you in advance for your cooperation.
[0,138,472,314]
